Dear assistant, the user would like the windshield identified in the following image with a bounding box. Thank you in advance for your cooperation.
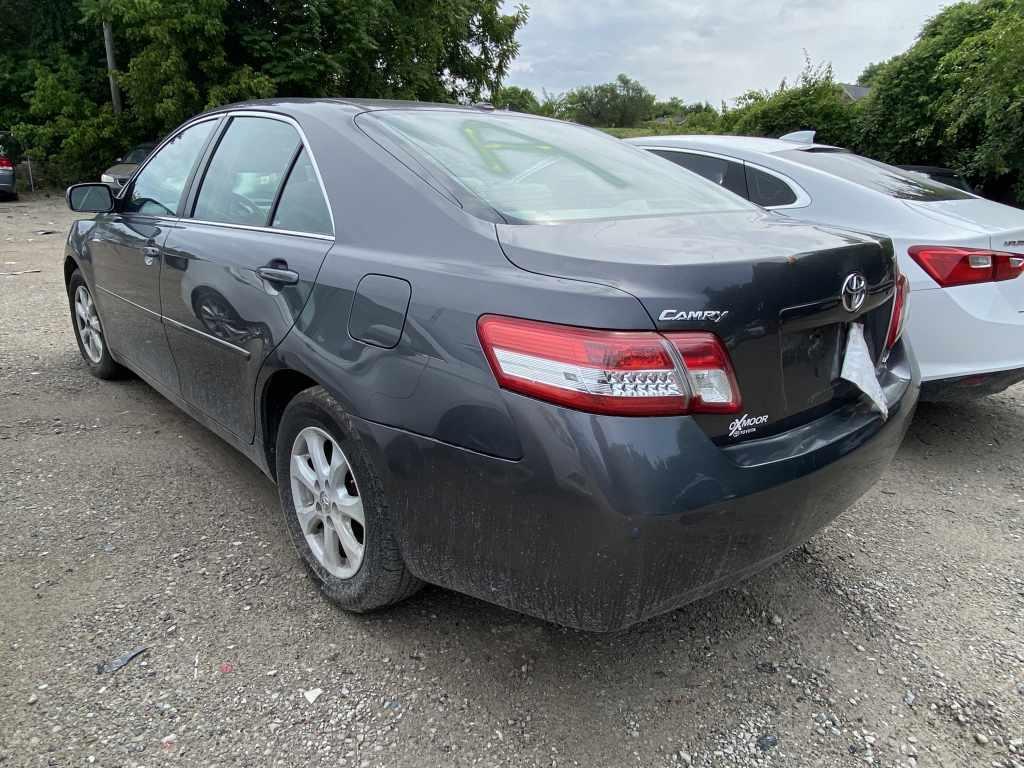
[363,110,754,223]
[123,146,153,164]
[782,149,973,202]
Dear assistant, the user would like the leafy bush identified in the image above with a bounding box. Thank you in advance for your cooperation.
[721,61,859,148]
[858,0,1024,203]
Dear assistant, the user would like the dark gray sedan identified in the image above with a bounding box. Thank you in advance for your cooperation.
[63,100,919,631]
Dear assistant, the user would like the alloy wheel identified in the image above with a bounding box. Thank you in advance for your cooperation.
[74,285,104,364]
[289,426,366,579]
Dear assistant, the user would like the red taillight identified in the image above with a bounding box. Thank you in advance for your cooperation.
[909,246,1024,287]
[885,273,909,353]
[476,315,741,416]
[0,156,12,170]
[665,332,742,413]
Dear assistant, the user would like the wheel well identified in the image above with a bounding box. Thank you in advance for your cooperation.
[63,256,79,289]
[262,370,318,479]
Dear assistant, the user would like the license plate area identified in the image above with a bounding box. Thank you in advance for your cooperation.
[780,323,848,410]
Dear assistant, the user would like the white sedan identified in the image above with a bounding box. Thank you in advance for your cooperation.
[628,134,1024,400]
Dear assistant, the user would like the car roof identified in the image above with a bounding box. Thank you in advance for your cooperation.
[205,97,504,117]
[626,134,840,155]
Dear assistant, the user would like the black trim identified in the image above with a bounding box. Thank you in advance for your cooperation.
[164,315,251,359]
[920,367,1024,402]
[267,145,304,228]
[184,115,234,219]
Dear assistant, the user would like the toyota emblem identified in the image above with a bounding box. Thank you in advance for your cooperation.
[841,273,867,313]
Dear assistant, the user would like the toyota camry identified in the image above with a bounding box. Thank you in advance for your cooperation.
[63,100,919,631]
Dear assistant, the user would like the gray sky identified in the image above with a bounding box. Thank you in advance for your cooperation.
[504,0,950,105]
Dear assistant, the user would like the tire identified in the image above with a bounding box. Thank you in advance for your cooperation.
[276,386,422,612]
[67,269,124,380]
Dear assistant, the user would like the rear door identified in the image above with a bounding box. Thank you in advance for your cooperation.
[89,118,218,388]
[160,113,335,440]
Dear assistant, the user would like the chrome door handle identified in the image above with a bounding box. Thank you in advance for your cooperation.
[257,266,299,286]
[143,246,160,265]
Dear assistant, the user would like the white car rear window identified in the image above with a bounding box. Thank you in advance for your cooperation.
[782,149,973,201]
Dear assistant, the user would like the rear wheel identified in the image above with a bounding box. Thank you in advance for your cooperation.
[68,270,124,379]
[276,386,421,612]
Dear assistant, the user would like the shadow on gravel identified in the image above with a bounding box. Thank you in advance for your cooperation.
[345,555,801,679]
[900,391,1024,464]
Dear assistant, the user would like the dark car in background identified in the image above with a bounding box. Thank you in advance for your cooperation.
[897,165,975,194]
[0,131,16,199]
[63,100,918,631]
[100,142,157,190]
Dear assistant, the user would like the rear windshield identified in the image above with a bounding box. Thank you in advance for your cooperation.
[782,149,973,201]
[123,146,153,164]
[363,110,754,223]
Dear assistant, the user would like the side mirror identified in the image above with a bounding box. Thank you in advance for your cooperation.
[67,183,115,213]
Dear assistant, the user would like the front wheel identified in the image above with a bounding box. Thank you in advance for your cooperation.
[276,386,422,612]
[67,270,124,379]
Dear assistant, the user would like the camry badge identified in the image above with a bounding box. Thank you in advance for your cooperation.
[658,309,730,323]
[841,273,867,313]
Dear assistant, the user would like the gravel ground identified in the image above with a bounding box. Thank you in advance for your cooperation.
[1,193,1022,768]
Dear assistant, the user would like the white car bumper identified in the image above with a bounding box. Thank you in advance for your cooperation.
[908,278,1024,382]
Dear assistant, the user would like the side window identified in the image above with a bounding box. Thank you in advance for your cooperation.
[193,117,301,227]
[271,150,333,236]
[650,150,748,198]
[745,166,798,207]
[126,121,215,215]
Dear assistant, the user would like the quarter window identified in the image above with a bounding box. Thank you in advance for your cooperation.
[193,117,301,227]
[271,150,332,235]
[126,121,215,215]
[649,150,748,198]
[745,166,798,207]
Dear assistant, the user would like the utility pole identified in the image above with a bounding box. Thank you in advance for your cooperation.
[102,21,123,115]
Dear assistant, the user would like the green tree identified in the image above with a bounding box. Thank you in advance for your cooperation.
[563,74,655,127]
[857,0,1024,201]
[941,1,1024,197]
[492,85,541,113]
[856,60,888,87]
[719,60,858,147]
[7,0,528,183]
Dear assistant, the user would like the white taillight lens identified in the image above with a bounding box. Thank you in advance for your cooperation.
[477,315,741,416]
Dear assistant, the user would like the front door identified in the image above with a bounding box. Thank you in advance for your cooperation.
[160,115,334,439]
[89,119,218,388]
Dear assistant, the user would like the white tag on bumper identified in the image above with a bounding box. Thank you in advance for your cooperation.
[840,323,888,420]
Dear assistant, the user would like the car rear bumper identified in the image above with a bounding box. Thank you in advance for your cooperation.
[921,366,1024,401]
[355,344,919,632]
[0,169,15,193]
[909,282,1024,382]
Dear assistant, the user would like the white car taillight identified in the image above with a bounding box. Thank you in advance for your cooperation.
[909,245,1024,287]
[477,315,741,416]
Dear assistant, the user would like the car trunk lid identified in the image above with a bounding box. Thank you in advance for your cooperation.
[496,210,898,442]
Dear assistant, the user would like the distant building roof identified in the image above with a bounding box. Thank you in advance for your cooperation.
[839,83,871,102]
